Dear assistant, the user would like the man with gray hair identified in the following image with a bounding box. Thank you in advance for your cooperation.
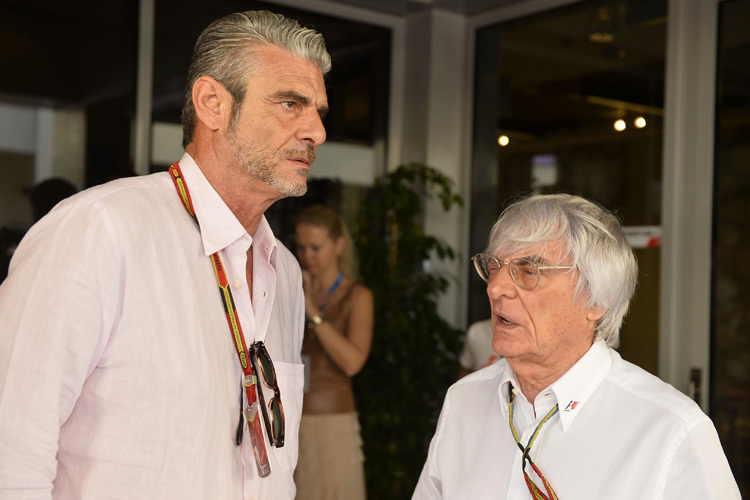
[0,10,329,499]
[413,194,740,499]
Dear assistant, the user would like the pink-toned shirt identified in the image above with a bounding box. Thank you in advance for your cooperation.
[0,153,305,500]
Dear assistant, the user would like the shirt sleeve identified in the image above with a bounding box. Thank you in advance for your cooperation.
[0,198,118,499]
[661,415,741,499]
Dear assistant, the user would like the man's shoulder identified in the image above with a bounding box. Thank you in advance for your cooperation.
[20,173,173,245]
[606,353,707,424]
[47,173,173,228]
[75,172,171,207]
[451,359,506,395]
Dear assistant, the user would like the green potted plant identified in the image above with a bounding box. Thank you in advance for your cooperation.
[354,163,464,498]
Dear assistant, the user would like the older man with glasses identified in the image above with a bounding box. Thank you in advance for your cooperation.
[413,194,740,499]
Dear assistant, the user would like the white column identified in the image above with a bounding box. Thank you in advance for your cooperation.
[133,0,155,175]
[423,10,470,328]
[659,0,719,411]
[34,108,54,182]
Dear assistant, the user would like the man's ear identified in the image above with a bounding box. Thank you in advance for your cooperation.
[587,306,606,322]
[191,76,231,132]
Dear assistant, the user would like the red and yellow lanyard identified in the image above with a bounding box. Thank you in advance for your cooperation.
[168,162,271,477]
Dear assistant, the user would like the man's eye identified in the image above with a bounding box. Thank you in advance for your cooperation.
[281,101,296,109]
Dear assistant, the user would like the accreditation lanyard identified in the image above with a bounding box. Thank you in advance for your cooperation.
[508,383,560,500]
[168,162,272,478]
[319,270,343,313]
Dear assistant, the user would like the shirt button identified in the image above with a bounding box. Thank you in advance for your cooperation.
[234,281,242,289]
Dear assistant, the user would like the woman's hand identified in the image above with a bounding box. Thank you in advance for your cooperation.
[301,270,320,318]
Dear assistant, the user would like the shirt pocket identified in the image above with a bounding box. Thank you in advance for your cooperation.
[269,361,304,473]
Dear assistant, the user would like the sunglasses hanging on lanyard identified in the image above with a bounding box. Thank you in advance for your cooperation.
[168,162,285,478]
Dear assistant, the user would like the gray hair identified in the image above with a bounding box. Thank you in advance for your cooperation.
[181,10,332,147]
[485,194,638,348]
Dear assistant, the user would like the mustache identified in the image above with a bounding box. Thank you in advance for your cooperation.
[283,145,316,164]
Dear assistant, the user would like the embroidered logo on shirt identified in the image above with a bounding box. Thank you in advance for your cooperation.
[563,400,579,411]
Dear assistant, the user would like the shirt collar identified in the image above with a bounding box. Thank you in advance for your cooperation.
[253,216,280,267]
[497,363,522,423]
[549,340,612,431]
[497,340,612,431]
[177,153,277,261]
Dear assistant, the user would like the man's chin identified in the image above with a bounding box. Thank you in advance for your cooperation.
[275,181,307,198]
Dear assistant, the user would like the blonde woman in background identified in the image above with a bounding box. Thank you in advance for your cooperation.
[293,204,374,500]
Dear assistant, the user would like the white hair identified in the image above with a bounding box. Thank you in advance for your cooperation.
[486,193,638,348]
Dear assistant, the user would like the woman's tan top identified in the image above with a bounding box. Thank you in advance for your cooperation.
[301,283,360,414]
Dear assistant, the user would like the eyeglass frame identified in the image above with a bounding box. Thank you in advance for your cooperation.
[249,341,285,448]
[471,253,575,290]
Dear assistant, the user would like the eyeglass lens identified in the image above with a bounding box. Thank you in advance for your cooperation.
[255,345,277,388]
[474,254,540,289]
[251,342,285,447]
[268,397,284,444]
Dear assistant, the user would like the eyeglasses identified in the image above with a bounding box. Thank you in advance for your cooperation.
[249,341,285,448]
[472,253,574,290]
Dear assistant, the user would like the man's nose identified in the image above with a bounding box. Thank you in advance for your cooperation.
[486,266,517,299]
[299,111,326,146]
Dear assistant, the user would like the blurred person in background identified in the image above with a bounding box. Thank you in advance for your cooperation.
[293,204,374,500]
[458,318,501,379]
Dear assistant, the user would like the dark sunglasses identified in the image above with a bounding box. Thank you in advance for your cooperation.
[250,341,285,448]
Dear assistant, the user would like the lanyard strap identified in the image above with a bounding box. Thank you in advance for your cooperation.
[168,162,255,377]
[508,383,560,500]
[169,162,272,477]
[319,270,343,313]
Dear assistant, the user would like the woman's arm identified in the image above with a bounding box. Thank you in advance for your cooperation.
[308,284,374,377]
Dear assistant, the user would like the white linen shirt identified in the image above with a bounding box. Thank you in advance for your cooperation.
[413,340,741,500]
[0,153,305,500]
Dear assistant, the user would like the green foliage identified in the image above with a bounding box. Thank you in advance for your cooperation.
[353,163,464,498]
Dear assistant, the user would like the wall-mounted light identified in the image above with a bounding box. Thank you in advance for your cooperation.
[498,135,510,147]
[634,116,647,128]
[614,119,626,131]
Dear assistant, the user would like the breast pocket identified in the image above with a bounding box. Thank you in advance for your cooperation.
[268,361,305,473]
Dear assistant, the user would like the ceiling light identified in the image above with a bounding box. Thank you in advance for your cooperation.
[634,116,647,128]
[614,119,626,131]
[498,135,510,147]
[589,6,615,43]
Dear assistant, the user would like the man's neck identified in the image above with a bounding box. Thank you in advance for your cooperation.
[508,341,593,403]
[186,145,281,235]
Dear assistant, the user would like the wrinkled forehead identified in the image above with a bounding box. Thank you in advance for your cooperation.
[489,235,571,263]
